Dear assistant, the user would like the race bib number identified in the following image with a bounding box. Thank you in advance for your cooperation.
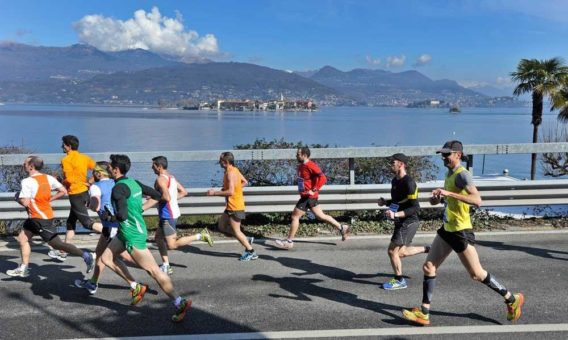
[389,203,399,212]
[297,178,305,193]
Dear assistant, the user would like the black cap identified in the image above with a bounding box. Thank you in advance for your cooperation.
[391,153,408,164]
[436,140,464,154]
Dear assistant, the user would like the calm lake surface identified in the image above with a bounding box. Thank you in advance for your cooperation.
[0,103,563,187]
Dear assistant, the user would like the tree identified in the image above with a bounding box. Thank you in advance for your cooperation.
[231,138,438,186]
[511,57,568,179]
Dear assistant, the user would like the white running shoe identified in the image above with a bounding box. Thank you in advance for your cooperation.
[273,239,293,250]
[7,266,29,278]
[48,249,67,261]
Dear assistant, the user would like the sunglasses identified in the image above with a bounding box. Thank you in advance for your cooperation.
[441,152,455,158]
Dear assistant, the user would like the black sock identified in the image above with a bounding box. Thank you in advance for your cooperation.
[395,275,403,281]
[421,305,430,315]
[247,248,255,253]
[422,275,436,305]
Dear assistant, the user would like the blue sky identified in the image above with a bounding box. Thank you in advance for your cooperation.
[1,0,568,89]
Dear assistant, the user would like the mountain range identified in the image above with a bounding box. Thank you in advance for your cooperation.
[0,43,520,106]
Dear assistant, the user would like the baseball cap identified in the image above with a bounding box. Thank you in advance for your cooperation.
[391,153,408,164]
[436,140,464,154]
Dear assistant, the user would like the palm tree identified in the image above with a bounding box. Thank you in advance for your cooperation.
[511,57,568,179]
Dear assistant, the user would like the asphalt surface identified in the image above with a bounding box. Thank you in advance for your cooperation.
[1,230,567,339]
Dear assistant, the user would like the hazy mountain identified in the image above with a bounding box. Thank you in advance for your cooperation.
[306,66,486,106]
[0,42,180,81]
[0,62,355,105]
[464,84,514,98]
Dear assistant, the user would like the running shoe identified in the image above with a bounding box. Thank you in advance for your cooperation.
[172,298,192,322]
[383,278,408,290]
[84,252,96,273]
[239,250,259,261]
[402,307,430,326]
[340,224,350,241]
[48,249,67,261]
[160,263,174,275]
[131,283,149,305]
[273,239,293,250]
[75,278,98,295]
[7,266,29,278]
[200,228,214,247]
[506,293,525,321]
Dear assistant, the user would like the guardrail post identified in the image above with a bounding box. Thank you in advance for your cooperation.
[466,155,474,175]
[349,158,355,185]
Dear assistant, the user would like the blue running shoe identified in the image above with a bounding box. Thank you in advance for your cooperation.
[383,278,408,290]
[239,250,259,261]
[75,278,98,294]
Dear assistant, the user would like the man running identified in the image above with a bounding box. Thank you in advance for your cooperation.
[49,135,102,261]
[7,156,95,278]
[273,146,349,250]
[378,153,429,290]
[207,152,257,261]
[74,161,137,294]
[152,156,213,275]
[402,140,524,326]
[100,154,191,322]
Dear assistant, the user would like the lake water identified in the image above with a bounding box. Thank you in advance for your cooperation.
[0,103,564,188]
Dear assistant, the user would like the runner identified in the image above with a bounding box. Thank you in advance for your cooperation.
[402,140,524,325]
[6,156,95,278]
[206,152,256,261]
[378,153,429,290]
[74,161,138,294]
[48,135,102,261]
[100,154,191,322]
[273,146,349,250]
[152,156,213,275]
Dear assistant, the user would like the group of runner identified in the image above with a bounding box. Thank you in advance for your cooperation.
[4,136,524,325]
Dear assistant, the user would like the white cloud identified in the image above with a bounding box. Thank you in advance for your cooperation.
[496,76,513,87]
[73,7,219,60]
[365,55,381,66]
[413,54,432,67]
[386,54,406,68]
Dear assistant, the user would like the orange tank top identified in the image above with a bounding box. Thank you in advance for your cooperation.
[29,174,54,219]
[223,166,245,211]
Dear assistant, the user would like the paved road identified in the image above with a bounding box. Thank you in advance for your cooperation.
[1,230,567,339]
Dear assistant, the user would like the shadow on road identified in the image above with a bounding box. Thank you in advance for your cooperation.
[252,274,501,326]
[260,254,389,285]
[477,240,568,261]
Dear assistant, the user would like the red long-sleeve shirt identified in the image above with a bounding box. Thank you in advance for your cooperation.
[297,160,327,199]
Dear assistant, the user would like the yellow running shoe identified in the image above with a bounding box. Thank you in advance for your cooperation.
[130,283,148,306]
[172,299,192,322]
[507,293,525,321]
[402,307,430,326]
[201,229,214,247]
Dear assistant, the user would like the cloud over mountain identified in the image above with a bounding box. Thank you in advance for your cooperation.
[413,54,432,67]
[73,7,219,61]
[386,54,405,67]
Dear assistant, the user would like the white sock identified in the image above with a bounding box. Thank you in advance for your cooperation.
[174,296,183,307]
[287,239,293,243]
[163,262,169,266]
[130,281,138,289]
[20,264,28,270]
[195,233,202,241]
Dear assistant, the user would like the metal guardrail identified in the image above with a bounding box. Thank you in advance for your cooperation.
[1,142,568,165]
[1,180,568,220]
